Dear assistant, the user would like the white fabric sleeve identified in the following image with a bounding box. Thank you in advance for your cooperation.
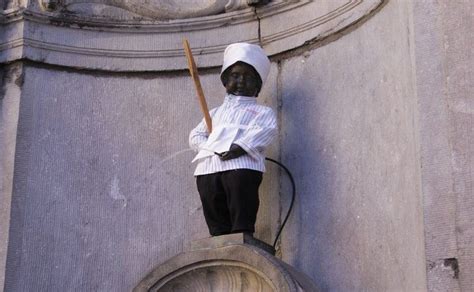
[189,119,208,151]
[189,109,216,151]
[233,107,277,160]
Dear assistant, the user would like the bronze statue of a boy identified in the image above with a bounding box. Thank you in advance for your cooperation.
[190,43,277,236]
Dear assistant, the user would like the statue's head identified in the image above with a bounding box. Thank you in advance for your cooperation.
[220,43,270,97]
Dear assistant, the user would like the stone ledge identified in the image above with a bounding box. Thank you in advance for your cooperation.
[190,233,276,255]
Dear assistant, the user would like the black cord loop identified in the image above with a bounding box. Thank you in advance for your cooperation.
[265,157,296,249]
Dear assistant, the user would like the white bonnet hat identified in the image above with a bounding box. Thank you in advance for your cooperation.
[220,43,270,85]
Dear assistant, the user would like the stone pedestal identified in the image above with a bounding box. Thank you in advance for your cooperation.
[134,233,318,292]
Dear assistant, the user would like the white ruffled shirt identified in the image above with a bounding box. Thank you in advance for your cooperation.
[189,94,277,176]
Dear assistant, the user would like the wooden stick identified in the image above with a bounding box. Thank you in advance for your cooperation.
[183,39,212,133]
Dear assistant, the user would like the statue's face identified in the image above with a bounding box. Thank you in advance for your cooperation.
[224,62,261,97]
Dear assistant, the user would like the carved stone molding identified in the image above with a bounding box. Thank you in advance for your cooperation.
[0,0,385,71]
[38,0,258,20]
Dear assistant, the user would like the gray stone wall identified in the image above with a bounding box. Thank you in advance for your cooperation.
[2,65,279,291]
[276,0,426,290]
[413,0,474,291]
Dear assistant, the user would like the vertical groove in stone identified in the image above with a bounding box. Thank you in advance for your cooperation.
[274,59,284,255]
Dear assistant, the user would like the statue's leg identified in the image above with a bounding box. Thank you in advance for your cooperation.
[196,173,232,236]
[222,169,263,234]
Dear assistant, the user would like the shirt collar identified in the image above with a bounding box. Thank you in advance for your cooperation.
[224,94,257,105]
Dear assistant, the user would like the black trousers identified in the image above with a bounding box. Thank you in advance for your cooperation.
[196,169,263,236]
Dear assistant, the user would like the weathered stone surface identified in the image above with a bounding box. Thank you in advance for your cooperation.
[135,233,318,291]
[47,0,258,19]
[190,232,275,255]
[277,0,426,290]
[2,64,280,291]
[260,0,384,56]
[413,0,474,291]
[0,0,384,71]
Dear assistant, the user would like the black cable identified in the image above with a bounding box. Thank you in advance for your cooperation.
[265,157,296,249]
